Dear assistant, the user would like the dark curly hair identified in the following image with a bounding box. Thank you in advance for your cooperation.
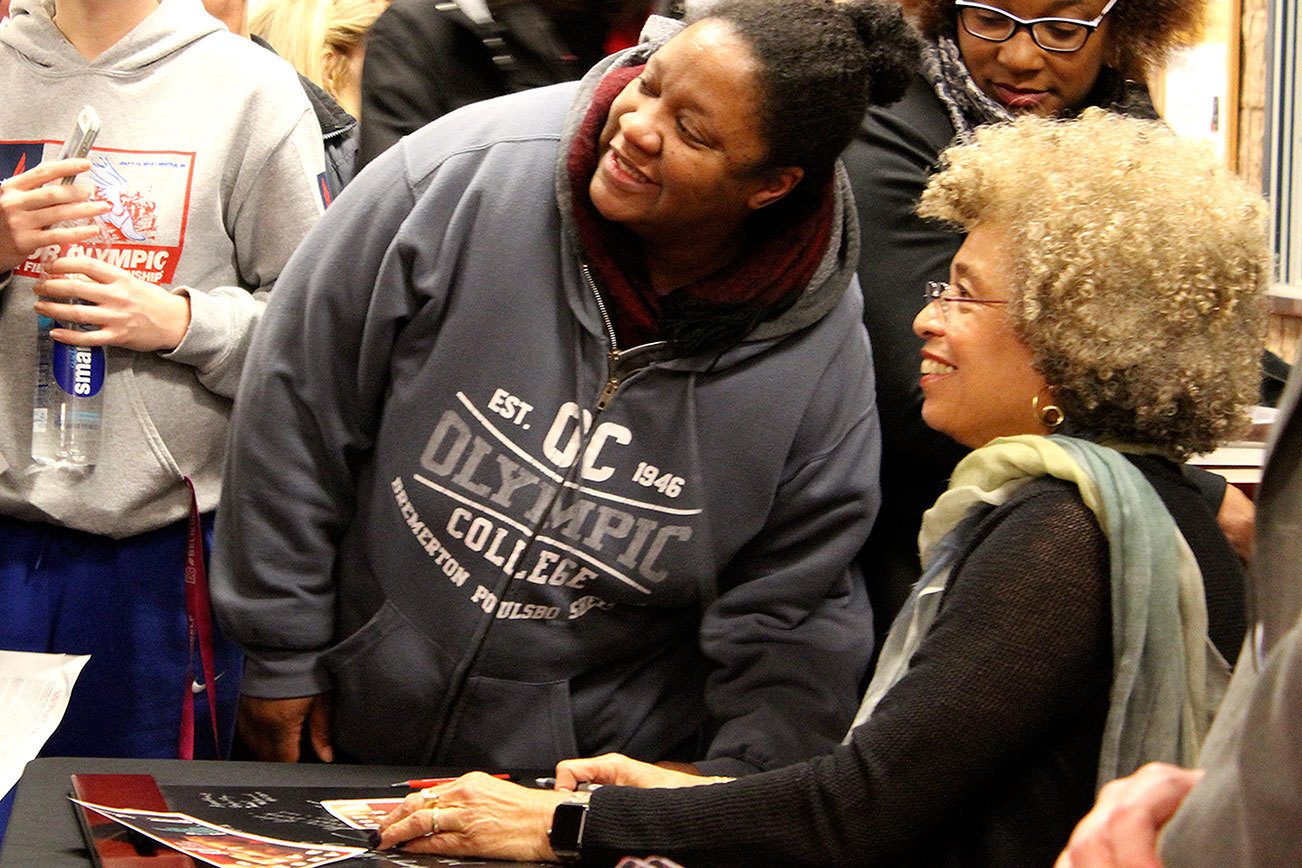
[902,0,1205,80]
[692,0,922,189]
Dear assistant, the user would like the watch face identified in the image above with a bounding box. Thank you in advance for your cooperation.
[550,800,588,854]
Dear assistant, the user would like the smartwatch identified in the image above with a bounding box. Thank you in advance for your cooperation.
[548,792,592,864]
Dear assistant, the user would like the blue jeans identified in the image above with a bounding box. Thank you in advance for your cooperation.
[0,512,241,843]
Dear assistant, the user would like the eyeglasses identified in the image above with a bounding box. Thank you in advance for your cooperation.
[954,0,1119,53]
[924,281,1009,320]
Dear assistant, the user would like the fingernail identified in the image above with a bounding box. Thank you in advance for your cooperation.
[366,830,382,849]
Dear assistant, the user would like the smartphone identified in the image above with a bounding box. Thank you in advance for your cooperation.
[56,105,101,184]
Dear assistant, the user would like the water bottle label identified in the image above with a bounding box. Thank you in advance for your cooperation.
[52,343,105,397]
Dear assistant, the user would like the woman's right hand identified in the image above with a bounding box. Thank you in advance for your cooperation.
[554,753,732,790]
[0,158,109,272]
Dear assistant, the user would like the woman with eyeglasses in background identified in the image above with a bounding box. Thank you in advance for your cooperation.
[374,111,1261,868]
[844,0,1224,639]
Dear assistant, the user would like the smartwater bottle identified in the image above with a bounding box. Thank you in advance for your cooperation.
[31,223,112,469]
[31,106,108,470]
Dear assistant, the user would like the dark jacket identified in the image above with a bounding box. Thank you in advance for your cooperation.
[356,0,602,169]
[842,73,965,641]
[300,74,357,202]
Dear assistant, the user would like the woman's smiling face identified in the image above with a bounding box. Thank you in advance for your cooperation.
[913,222,1050,448]
[588,20,799,249]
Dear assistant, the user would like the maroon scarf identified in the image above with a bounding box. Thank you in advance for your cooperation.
[566,65,836,353]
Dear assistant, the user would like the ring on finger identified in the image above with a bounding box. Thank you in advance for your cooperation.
[429,805,441,835]
[419,787,441,811]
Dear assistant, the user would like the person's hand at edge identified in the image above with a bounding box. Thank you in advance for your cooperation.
[1216,483,1255,564]
[1055,762,1204,868]
[235,693,334,763]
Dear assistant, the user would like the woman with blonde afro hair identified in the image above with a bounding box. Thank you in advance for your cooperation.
[918,108,1268,458]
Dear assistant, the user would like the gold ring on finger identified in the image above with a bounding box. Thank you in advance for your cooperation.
[430,805,441,835]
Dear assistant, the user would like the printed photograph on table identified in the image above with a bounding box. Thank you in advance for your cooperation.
[319,797,406,830]
[159,785,543,866]
[69,800,366,867]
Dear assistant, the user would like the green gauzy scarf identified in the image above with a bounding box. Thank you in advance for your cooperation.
[846,435,1229,789]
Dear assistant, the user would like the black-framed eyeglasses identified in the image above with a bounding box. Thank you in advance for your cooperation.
[924,281,1010,320]
[954,0,1119,53]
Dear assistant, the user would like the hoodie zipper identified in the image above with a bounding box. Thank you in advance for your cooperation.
[432,264,667,761]
[582,264,624,411]
[430,267,612,760]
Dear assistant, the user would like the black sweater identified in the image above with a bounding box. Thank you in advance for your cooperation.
[579,457,1244,867]
[841,73,969,643]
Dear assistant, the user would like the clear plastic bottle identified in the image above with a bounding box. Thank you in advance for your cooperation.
[31,220,112,470]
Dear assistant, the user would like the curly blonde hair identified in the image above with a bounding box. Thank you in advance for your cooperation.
[902,0,1206,81]
[918,110,1269,457]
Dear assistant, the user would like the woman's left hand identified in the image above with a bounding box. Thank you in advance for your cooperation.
[34,255,191,352]
[375,771,568,861]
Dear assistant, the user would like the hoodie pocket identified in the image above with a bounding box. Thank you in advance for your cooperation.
[319,601,446,764]
[440,676,580,769]
[117,352,183,477]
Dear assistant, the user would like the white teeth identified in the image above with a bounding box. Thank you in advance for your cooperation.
[614,151,651,183]
[921,358,956,375]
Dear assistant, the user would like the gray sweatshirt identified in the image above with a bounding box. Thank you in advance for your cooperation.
[0,0,323,536]
[212,33,882,775]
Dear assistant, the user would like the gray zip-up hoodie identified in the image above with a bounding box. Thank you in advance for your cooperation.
[213,24,881,776]
[0,0,323,536]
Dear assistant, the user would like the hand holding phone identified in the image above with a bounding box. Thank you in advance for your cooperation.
[57,105,101,183]
[0,105,107,272]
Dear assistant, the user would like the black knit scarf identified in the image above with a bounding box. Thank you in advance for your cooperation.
[921,34,1158,142]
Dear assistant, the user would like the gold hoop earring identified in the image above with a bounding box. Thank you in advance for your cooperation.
[1032,392,1065,431]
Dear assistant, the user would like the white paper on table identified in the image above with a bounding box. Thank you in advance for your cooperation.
[0,650,90,800]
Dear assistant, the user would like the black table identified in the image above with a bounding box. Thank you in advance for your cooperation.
[0,757,549,867]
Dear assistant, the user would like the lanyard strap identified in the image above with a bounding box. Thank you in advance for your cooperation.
[180,476,222,759]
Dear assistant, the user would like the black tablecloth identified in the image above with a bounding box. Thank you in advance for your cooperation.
[0,757,548,867]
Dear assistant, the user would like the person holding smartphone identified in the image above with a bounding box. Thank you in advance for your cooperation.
[0,0,323,829]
